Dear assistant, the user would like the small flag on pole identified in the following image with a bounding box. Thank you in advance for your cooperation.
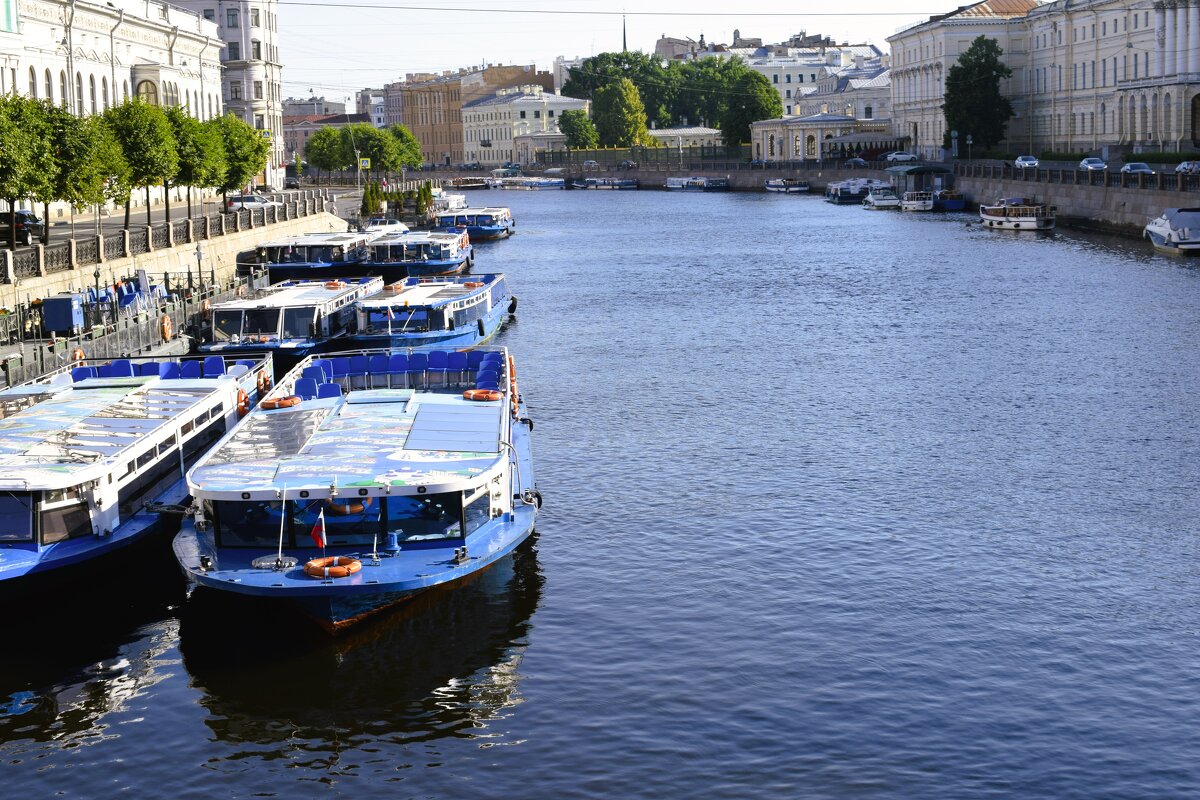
[310,508,326,548]
[386,305,395,320]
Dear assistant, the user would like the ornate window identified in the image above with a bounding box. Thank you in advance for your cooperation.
[137,80,159,105]
[28,66,35,98]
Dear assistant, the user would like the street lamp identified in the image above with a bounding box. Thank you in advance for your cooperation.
[967,134,973,163]
[950,130,959,158]
[93,267,101,326]
[195,242,205,295]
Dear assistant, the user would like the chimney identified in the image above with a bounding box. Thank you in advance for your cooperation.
[839,50,852,67]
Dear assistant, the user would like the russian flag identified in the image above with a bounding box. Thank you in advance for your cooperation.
[310,508,326,548]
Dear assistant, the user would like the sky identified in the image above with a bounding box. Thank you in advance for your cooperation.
[275,0,962,102]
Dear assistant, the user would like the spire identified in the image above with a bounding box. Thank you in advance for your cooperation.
[622,15,627,52]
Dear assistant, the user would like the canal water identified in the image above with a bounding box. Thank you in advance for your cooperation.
[3,190,1200,798]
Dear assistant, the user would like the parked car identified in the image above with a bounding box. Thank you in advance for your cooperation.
[884,151,918,163]
[1078,157,1108,171]
[1120,162,1155,175]
[844,157,868,168]
[618,159,638,170]
[1014,155,1040,169]
[1173,161,1200,175]
[284,177,300,189]
[0,209,44,246]
[227,194,283,211]
[582,160,599,168]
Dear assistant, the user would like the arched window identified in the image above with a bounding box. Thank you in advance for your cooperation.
[60,71,68,106]
[208,94,213,118]
[75,72,83,114]
[864,105,873,119]
[89,75,97,114]
[1163,94,1172,138]
[137,80,159,105]
[45,69,53,104]
[123,80,129,102]
[101,77,109,109]
[805,134,816,158]
[1140,95,1149,140]
[28,66,36,98]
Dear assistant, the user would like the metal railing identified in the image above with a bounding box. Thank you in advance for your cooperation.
[953,162,1200,193]
[104,236,125,260]
[45,243,70,273]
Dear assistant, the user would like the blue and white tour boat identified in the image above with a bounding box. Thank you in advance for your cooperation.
[348,274,514,350]
[764,178,810,193]
[665,176,729,191]
[249,231,378,278]
[269,230,474,283]
[433,207,515,241]
[172,345,540,632]
[0,353,270,593]
[202,278,384,374]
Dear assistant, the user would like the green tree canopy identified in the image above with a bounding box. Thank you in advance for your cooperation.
[208,113,270,196]
[562,51,675,128]
[341,123,398,178]
[0,95,54,249]
[942,35,1014,151]
[386,124,423,169]
[38,104,128,243]
[103,99,178,226]
[593,78,652,148]
[167,106,226,217]
[305,127,348,180]
[557,109,599,149]
[718,70,783,147]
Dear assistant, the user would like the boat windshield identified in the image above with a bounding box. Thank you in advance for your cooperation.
[212,310,242,342]
[386,493,463,542]
[282,307,316,339]
[213,499,284,546]
[243,308,281,337]
[0,491,33,541]
[365,307,429,332]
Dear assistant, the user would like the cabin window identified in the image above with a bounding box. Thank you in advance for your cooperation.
[385,492,463,543]
[0,492,33,541]
[463,490,491,534]
[214,500,284,547]
[283,307,316,339]
[213,310,242,341]
[296,498,380,546]
[40,496,90,544]
[243,308,281,338]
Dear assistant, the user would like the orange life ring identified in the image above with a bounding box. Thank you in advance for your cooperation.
[508,355,519,417]
[463,388,502,402]
[256,370,271,396]
[463,282,483,288]
[200,298,213,321]
[235,285,247,297]
[236,388,250,416]
[71,347,86,364]
[260,395,301,409]
[325,281,344,290]
[160,314,173,342]
[304,556,362,579]
[324,497,373,515]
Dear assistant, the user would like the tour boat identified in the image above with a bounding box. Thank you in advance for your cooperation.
[932,189,966,211]
[448,177,490,190]
[269,230,474,283]
[764,178,810,193]
[515,177,565,190]
[900,191,934,212]
[432,207,515,241]
[347,274,515,350]
[0,352,270,594]
[247,232,378,278]
[432,187,468,210]
[577,177,638,190]
[201,278,384,374]
[1143,208,1200,256]
[665,176,729,191]
[978,197,1056,231]
[824,178,885,205]
[171,345,540,633]
[863,186,901,209]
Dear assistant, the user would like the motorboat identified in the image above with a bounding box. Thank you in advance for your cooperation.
[1143,208,1200,255]
[863,186,900,209]
[900,191,934,211]
[978,197,1056,231]
[764,178,810,193]
[433,207,515,241]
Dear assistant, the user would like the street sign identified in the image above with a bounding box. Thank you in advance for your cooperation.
[259,129,271,139]
[359,158,371,170]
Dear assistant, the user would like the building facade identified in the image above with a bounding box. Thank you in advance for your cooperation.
[647,125,723,149]
[174,0,284,188]
[283,95,345,116]
[462,85,587,166]
[750,112,902,161]
[401,64,553,166]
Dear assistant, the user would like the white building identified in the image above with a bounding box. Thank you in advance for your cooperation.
[738,44,887,117]
[355,88,384,127]
[173,0,284,188]
[462,85,588,166]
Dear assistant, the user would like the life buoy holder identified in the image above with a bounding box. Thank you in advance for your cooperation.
[304,556,362,579]
[256,370,271,397]
[71,347,86,364]
[160,314,173,342]
[200,298,213,321]
[324,497,373,515]
[260,395,301,410]
[236,388,250,417]
[463,388,502,402]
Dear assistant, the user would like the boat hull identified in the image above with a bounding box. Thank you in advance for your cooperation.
[345,298,511,351]
[1145,227,1200,255]
[979,212,1055,231]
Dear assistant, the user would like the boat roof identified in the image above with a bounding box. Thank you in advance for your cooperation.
[189,348,514,499]
[434,207,510,216]
[212,277,383,310]
[256,231,379,248]
[359,275,501,310]
[370,230,465,245]
[1160,208,1200,225]
[0,372,236,489]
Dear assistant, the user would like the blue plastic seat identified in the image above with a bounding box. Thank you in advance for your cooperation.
[71,366,96,382]
[295,377,319,400]
[237,360,256,370]
[311,359,334,382]
[159,361,181,379]
[387,353,409,387]
[368,354,389,388]
[138,361,160,376]
[301,366,326,384]
[475,379,501,391]
[97,363,112,378]
[406,352,429,386]
[446,351,469,385]
[110,359,134,377]
[467,350,487,370]
[349,355,370,389]
[331,357,351,386]
[180,360,203,379]
[474,369,500,388]
[317,382,342,399]
[203,356,226,377]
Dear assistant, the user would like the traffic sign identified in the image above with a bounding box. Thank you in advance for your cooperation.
[359,158,371,170]
[259,129,271,139]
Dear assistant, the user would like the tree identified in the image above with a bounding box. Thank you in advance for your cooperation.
[563,51,675,128]
[305,127,347,184]
[341,123,398,181]
[208,113,270,204]
[386,124,423,170]
[942,35,1013,151]
[593,78,652,148]
[38,104,127,244]
[557,109,599,149]
[104,99,178,228]
[0,95,53,250]
[718,70,783,147]
[167,106,226,219]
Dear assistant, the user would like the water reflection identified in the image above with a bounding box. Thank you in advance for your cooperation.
[179,537,543,756]
[0,547,185,747]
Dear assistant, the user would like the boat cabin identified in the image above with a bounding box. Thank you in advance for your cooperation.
[255,232,377,268]
[355,274,508,334]
[208,278,383,349]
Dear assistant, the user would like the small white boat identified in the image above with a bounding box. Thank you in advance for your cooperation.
[900,191,934,212]
[863,186,900,209]
[978,197,1056,231]
[764,178,810,194]
[1143,208,1200,255]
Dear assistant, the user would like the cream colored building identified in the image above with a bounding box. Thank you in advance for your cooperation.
[462,85,586,166]
[647,125,722,149]
[887,0,1037,159]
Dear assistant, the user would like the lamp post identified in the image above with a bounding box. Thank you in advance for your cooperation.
[195,242,205,295]
[967,134,973,163]
[93,267,101,327]
[950,130,959,159]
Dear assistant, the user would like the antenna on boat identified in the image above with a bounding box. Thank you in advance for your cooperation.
[275,484,288,570]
